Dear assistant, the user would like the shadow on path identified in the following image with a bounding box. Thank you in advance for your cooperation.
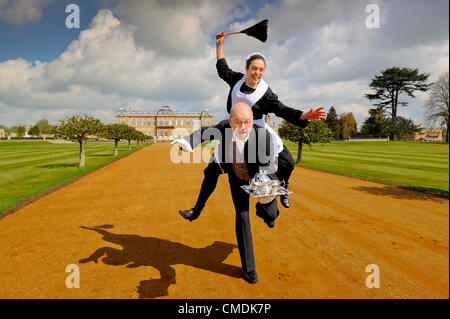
[37,163,78,168]
[79,225,241,299]
[352,185,448,202]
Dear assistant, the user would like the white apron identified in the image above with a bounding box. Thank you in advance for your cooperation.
[229,75,284,156]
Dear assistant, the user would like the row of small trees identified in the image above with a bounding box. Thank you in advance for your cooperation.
[2,114,151,168]
[54,114,152,168]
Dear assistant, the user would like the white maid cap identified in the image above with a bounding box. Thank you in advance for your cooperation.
[246,52,266,61]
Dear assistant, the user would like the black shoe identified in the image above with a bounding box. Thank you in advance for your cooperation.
[266,220,275,228]
[243,270,258,284]
[280,194,290,208]
[178,206,203,222]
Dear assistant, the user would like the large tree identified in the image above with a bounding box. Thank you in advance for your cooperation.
[278,119,333,163]
[36,119,50,140]
[360,108,389,137]
[325,106,340,139]
[365,66,431,139]
[424,71,449,142]
[15,126,26,138]
[386,117,421,141]
[28,125,40,137]
[55,114,103,168]
[339,113,357,139]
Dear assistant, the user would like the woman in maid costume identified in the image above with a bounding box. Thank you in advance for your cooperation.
[175,31,326,222]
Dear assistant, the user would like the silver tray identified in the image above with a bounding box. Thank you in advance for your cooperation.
[240,185,292,198]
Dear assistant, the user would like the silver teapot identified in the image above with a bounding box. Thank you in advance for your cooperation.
[249,170,274,195]
[246,169,288,197]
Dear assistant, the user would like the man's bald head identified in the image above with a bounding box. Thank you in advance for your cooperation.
[230,102,252,119]
[229,102,254,140]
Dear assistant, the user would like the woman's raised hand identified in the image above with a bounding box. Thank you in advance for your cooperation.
[216,32,227,46]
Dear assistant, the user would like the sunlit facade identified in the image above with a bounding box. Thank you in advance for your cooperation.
[115,105,213,141]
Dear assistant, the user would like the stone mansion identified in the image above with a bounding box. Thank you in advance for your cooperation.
[115,105,214,141]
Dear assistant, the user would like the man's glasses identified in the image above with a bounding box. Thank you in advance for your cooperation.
[232,119,253,128]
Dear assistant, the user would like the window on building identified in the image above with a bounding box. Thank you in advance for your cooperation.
[120,120,124,125]
[160,130,162,136]
[206,120,209,126]
[159,120,162,125]
[187,120,190,126]
[165,129,168,136]
[130,119,134,126]
[181,120,184,126]
[147,120,151,125]
[169,120,173,125]
[154,129,157,136]
[165,120,168,125]
[154,119,157,125]
[142,119,145,126]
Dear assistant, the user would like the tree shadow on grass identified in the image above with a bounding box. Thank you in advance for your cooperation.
[79,225,241,299]
[352,185,448,202]
[36,163,78,168]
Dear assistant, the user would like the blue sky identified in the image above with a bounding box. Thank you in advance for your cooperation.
[0,0,99,62]
[0,0,448,129]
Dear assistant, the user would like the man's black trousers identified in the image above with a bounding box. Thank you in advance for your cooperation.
[227,170,280,273]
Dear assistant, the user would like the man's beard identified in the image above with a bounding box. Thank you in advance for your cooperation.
[236,128,249,140]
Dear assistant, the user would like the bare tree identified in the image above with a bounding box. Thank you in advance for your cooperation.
[424,71,449,142]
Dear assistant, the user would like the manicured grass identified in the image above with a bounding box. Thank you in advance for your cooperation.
[284,140,449,193]
[0,140,152,212]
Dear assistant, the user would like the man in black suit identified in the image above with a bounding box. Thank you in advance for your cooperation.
[174,102,280,284]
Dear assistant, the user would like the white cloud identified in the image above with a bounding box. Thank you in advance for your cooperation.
[0,9,223,126]
[0,0,52,25]
[112,0,242,57]
[283,58,308,77]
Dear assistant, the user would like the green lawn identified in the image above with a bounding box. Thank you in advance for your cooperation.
[284,140,449,193]
[0,140,152,212]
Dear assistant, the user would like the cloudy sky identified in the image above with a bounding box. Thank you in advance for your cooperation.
[0,0,448,129]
